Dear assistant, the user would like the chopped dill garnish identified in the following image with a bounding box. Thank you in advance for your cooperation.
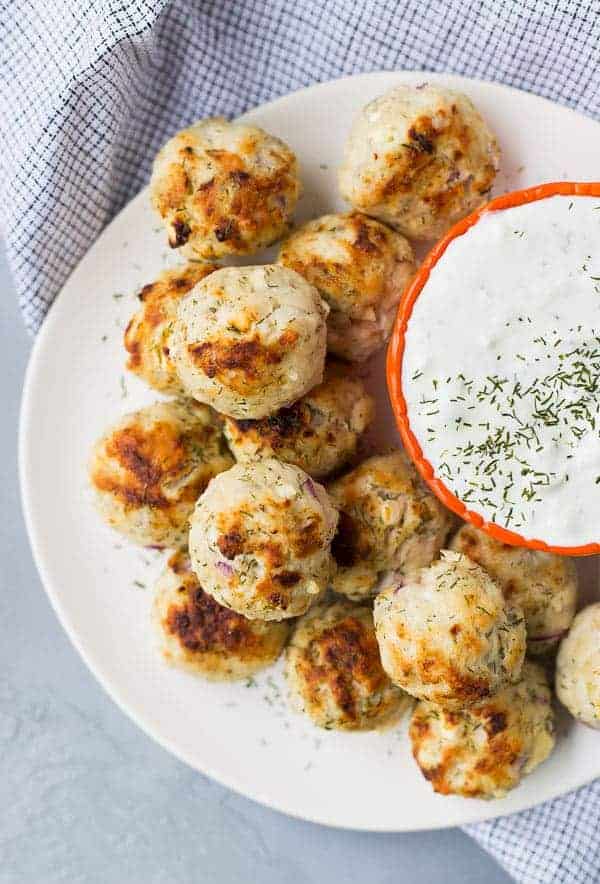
[411,329,600,528]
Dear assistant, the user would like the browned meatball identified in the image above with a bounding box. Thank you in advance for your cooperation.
[124,262,219,395]
[154,549,289,679]
[189,459,338,620]
[410,662,555,799]
[374,551,526,708]
[338,84,500,240]
[279,212,415,361]
[223,364,374,478]
[151,117,300,259]
[450,524,578,655]
[171,265,328,418]
[285,599,408,730]
[89,399,233,547]
[327,450,454,599]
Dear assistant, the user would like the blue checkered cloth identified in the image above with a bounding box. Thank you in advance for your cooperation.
[1,1,599,880]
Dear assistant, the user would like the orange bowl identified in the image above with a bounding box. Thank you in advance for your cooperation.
[386,181,600,557]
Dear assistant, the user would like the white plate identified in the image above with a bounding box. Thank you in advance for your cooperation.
[20,71,600,832]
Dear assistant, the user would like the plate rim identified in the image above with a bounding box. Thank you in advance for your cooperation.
[19,69,599,832]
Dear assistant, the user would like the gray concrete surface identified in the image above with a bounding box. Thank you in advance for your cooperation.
[0,242,511,883]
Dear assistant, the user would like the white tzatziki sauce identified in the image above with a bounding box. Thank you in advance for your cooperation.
[403,195,600,547]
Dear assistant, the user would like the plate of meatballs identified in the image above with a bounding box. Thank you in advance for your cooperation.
[20,71,600,831]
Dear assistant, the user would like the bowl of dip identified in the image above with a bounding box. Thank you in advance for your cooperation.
[387,182,600,556]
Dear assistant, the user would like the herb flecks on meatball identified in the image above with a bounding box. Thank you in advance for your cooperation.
[223,364,375,478]
[279,212,415,361]
[189,459,338,621]
[286,599,408,730]
[154,549,289,679]
[327,450,453,600]
[124,262,219,395]
[374,550,526,708]
[410,662,555,798]
[151,117,301,259]
[172,265,329,419]
[450,524,577,655]
[89,399,233,547]
[338,85,500,241]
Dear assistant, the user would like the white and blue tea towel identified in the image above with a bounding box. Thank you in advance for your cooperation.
[1,2,599,881]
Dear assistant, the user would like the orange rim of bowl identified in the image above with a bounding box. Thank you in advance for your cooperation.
[387,181,600,557]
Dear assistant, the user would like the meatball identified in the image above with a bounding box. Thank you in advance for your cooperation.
[223,364,375,479]
[450,525,578,655]
[327,450,453,599]
[124,262,219,395]
[556,603,600,729]
[150,117,300,259]
[153,549,289,679]
[285,599,408,730]
[171,265,329,419]
[278,212,415,361]
[89,399,233,547]
[189,459,338,621]
[373,550,526,707]
[410,661,555,799]
[338,84,500,241]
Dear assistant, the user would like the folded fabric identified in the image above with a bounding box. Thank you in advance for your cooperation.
[468,781,600,883]
[1,2,598,881]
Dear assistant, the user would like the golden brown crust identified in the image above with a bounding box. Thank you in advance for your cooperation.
[338,87,500,241]
[214,501,324,612]
[93,413,220,510]
[374,108,492,205]
[299,616,388,723]
[151,120,301,259]
[327,451,453,598]
[409,663,555,798]
[124,262,219,394]
[154,549,289,679]
[412,712,521,798]
[374,551,526,708]
[189,459,337,620]
[291,513,326,558]
[188,329,299,394]
[279,212,416,362]
[286,601,407,730]
[229,406,311,450]
[403,642,498,706]
[279,212,394,313]
[89,400,233,547]
[377,108,493,209]
[171,265,328,418]
[279,212,411,316]
[223,365,375,479]
[163,552,272,658]
[172,146,295,252]
[92,418,193,510]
